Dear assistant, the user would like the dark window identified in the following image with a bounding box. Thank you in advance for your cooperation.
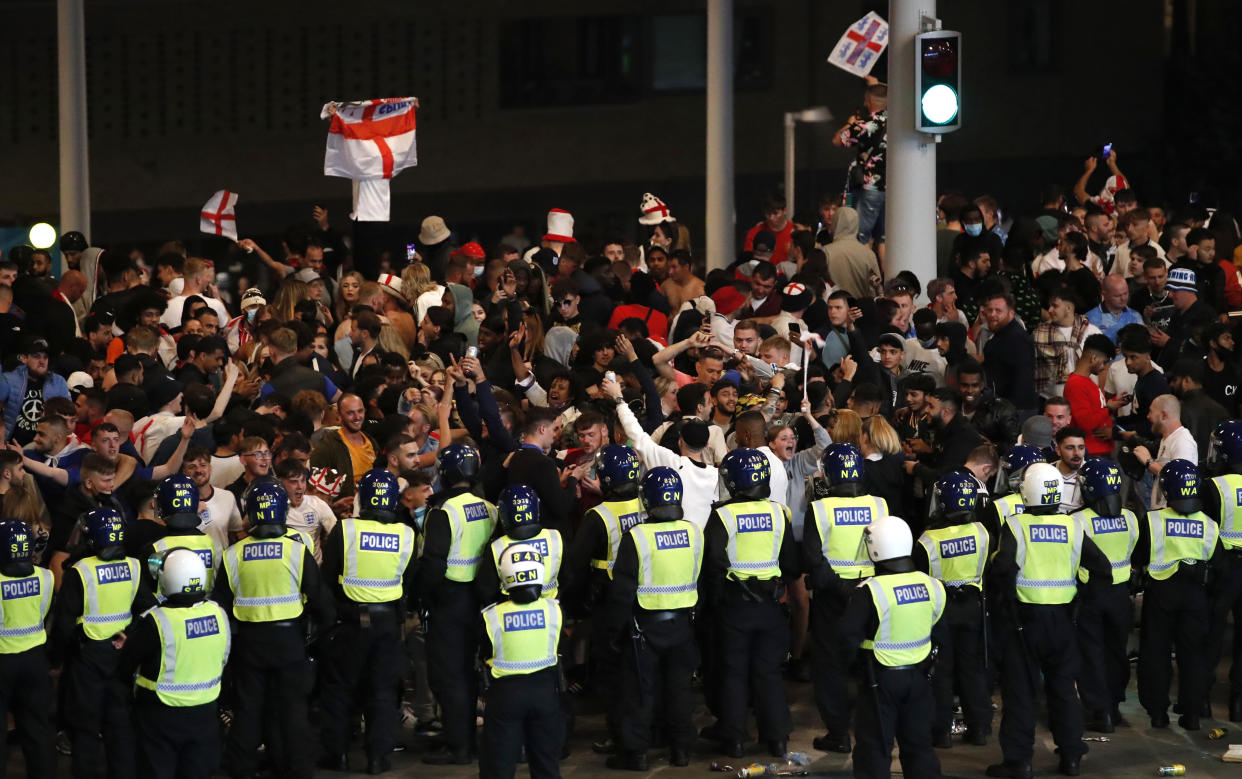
[499,15,641,108]
[1007,0,1057,75]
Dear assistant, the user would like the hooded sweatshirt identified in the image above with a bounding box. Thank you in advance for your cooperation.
[823,207,881,299]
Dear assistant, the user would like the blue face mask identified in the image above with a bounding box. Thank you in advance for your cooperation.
[246,308,258,322]
[964,223,984,237]
[411,504,427,531]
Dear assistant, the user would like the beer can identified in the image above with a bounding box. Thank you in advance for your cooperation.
[605,371,616,383]
[1208,727,1227,739]
[466,346,478,359]
[1157,765,1186,776]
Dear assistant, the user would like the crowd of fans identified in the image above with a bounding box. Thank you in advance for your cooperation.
[1,109,1241,772]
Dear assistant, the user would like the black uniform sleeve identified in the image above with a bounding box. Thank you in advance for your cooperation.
[778,513,800,581]
[529,458,576,536]
[912,540,931,575]
[320,523,345,602]
[49,567,86,665]
[210,561,235,616]
[417,509,450,604]
[132,575,158,616]
[703,510,730,606]
[838,584,879,669]
[474,551,501,608]
[606,534,640,639]
[1202,480,1224,523]
[299,547,336,629]
[987,523,1020,616]
[561,511,606,616]
[116,612,160,683]
[1131,512,1152,571]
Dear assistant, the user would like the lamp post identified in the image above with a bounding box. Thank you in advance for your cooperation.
[784,106,833,218]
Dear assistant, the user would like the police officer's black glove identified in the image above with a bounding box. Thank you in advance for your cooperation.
[1127,569,1144,597]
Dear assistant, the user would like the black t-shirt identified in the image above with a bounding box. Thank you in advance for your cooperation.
[1205,362,1241,415]
[11,376,45,447]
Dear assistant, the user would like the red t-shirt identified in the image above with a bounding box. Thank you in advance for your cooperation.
[744,220,795,264]
[607,304,668,342]
[1063,372,1113,456]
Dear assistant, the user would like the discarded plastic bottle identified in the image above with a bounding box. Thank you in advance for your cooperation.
[1157,765,1186,776]
[783,753,813,767]
[737,764,768,778]
[1208,728,1227,740]
[1081,736,1110,742]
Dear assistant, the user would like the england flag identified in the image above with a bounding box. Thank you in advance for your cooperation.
[321,97,418,222]
[200,189,239,240]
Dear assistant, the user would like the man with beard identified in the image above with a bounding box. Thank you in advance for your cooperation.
[955,360,1019,454]
[710,379,738,429]
[0,337,70,447]
[1052,426,1088,513]
[905,388,985,487]
[1203,322,1240,414]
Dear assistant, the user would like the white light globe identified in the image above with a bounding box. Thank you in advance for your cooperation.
[921,84,959,125]
[29,223,57,249]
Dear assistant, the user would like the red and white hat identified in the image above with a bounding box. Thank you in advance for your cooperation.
[543,208,576,243]
[638,192,675,225]
[377,273,408,305]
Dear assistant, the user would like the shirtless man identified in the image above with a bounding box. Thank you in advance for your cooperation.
[661,250,705,311]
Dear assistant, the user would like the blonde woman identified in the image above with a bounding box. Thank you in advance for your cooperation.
[401,263,444,323]
[270,277,311,323]
[828,409,863,449]
[860,414,907,516]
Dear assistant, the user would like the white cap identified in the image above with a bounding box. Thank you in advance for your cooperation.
[66,371,93,393]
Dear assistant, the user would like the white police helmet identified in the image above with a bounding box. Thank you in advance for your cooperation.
[499,543,546,594]
[1021,462,1063,509]
[862,515,914,563]
[155,547,208,598]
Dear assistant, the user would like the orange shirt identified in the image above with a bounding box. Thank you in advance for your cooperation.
[340,430,375,485]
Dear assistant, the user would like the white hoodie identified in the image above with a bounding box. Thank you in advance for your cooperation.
[616,402,720,530]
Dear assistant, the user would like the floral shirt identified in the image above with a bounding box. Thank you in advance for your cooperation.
[842,110,887,192]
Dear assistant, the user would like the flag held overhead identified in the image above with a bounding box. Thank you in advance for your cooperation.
[827,12,889,77]
[200,189,239,241]
[321,97,419,222]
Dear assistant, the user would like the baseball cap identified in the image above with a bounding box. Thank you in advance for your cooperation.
[752,230,776,256]
[1167,266,1198,294]
[452,241,486,260]
[20,335,49,356]
[67,372,94,396]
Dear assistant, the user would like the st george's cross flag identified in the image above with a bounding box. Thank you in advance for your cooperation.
[200,190,239,240]
[827,12,889,77]
[321,97,418,222]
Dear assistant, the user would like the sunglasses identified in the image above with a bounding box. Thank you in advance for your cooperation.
[557,299,575,308]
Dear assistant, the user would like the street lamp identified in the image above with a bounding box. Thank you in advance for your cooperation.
[784,106,833,220]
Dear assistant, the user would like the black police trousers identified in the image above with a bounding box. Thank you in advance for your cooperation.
[427,582,479,757]
[134,699,218,779]
[853,664,941,779]
[616,612,699,754]
[716,598,791,743]
[810,581,854,737]
[318,616,405,762]
[1203,550,1242,703]
[931,588,991,738]
[0,645,54,778]
[225,623,314,778]
[1076,580,1133,716]
[480,666,564,779]
[1139,567,1209,716]
[997,604,1086,764]
[588,607,622,741]
[63,638,134,779]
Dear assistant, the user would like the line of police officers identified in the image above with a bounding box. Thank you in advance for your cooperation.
[3,419,1242,776]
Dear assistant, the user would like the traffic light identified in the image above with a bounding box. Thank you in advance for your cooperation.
[915,30,961,133]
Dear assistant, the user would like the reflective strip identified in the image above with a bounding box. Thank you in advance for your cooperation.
[340,519,414,598]
[74,558,139,633]
[0,624,43,637]
[813,497,885,575]
[718,502,783,577]
[1016,577,1076,588]
[1214,475,1242,547]
[943,579,976,587]
[224,538,305,614]
[637,582,697,595]
[84,611,133,623]
[873,636,931,651]
[343,576,401,588]
[491,657,555,672]
[140,605,230,698]
[234,594,301,607]
[918,522,988,587]
[484,602,559,676]
[1109,560,1130,570]
[155,678,222,692]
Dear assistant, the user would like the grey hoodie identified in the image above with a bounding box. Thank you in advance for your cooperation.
[823,207,881,299]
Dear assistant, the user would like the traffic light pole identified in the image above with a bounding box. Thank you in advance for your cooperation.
[885,0,938,291]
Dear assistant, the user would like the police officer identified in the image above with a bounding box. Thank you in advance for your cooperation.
[51,506,154,779]
[985,444,1045,536]
[145,475,224,592]
[607,467,704,770]
[703,448,799,758]
[1202,420,1242,720]
[914,471,993,747]
[0,519,54,778]
[986,463,1111,779]
[1071,459,1139,732]
[212,480,333,778]
[477,484,564,606]
[1135,459,1221,730]
[803,443,887,753]
[121,547,230,778]
[419,443,497,765]
[563,443,643,754]
[318,469,417,774]
[480,544,564,779]
[841,515,945,779]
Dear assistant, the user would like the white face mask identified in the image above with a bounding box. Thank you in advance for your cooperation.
[473,265,485,277]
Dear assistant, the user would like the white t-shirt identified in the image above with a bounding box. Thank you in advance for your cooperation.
[162,293,230,330]
[757,446,791,507]
[198,486,241,550]
[1057,465,1084,514]
[1151,425,1199,509]
[210,454,244,488]
[285,495,338,563]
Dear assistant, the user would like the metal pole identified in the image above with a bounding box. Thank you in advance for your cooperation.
[784,113,796,221]
[886,0,937,290]
[57,0,90,268]
[705,0,734,272]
